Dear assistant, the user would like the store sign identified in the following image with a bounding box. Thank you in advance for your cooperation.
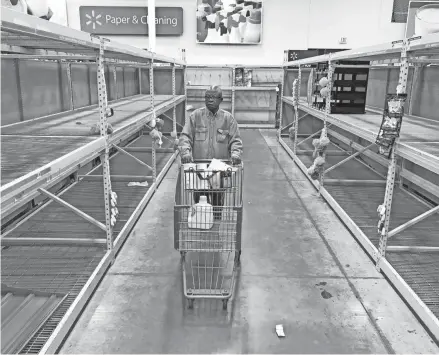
[79,6,183,36]
[287,48,348,62]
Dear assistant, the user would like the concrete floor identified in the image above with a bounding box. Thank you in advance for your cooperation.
[60,129,439,354]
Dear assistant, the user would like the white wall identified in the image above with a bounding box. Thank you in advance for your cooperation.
[307,0,404,48]
[66,0,406,65]
[47,0,68,26]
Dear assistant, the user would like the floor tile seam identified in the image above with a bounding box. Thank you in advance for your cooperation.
[259,130,396,354]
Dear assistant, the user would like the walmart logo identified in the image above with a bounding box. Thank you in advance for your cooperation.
[85,10,102,30]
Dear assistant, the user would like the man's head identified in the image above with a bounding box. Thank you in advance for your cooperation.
[205,86,223,114]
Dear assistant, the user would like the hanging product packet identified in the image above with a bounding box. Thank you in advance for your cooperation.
[382,115,400,134]
[235,68,244,86]
[376,132,394,148]
[207,158,237,189]
[386,94,406,116]
[243,68,252,87]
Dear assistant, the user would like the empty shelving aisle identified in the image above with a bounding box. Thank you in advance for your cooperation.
[59,130,438,354]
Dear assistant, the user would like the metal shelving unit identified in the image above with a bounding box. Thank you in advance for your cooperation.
[1,7,186,354]
[279,33,439,340]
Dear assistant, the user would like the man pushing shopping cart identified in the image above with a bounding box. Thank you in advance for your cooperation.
[175,85,244,310]
[178,85,243,219]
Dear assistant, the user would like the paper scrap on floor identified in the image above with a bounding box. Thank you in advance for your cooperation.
[276,324,285,337]
[128,181,149,187]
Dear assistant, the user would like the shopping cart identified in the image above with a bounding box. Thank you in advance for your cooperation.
[174,159,243,310]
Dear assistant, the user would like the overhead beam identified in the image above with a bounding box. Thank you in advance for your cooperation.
[37,188,106,232]
[388,205,439,238]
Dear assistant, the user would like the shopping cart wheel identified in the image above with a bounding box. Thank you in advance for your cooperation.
[188,299,194,309]
[222,299,228,310]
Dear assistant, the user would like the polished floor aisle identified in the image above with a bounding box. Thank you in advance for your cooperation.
[60,130,439,354]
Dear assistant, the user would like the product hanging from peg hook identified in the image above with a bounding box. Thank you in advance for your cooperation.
[307,156,326,180]
[289,126,295,141]
[289,78,299,141]
[319,76,329,88]
[377,204,386,234]
[155,118,165,131]
[312,135,330,158]
[150,129,163,147]
[171,130,179,151]
[148,109,157,128]
[292,78,299,106]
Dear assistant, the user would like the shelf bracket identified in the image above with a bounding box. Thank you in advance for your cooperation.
[161,113,184,129]
[37,188,106,232]
[296,124,333,148]
[113,145,153,170]
[388,205,439,239]
[280,113,310,132]
[324,143,375,175]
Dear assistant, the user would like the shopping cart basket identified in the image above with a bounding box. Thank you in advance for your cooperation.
[174,159,243,310]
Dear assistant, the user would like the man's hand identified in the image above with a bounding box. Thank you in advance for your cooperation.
[231,155,241,166]
[181,154,193,164]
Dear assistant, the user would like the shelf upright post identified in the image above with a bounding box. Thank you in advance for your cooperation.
[408,63,422,116]
[112,65,118,100]
[278,50,288,139]
[149,54,157,184]
[138,67,142,95]
[13,59,24,122]
[172,62,177,135]
[293,65,302,154]
[376,40,410,271]
[182,49,188,126]
[319,57,334,193]
[66,62,74,110]
[231,67,236,117]
[96,36,114,255]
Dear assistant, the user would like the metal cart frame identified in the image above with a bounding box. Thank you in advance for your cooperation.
[174,159,243,310]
